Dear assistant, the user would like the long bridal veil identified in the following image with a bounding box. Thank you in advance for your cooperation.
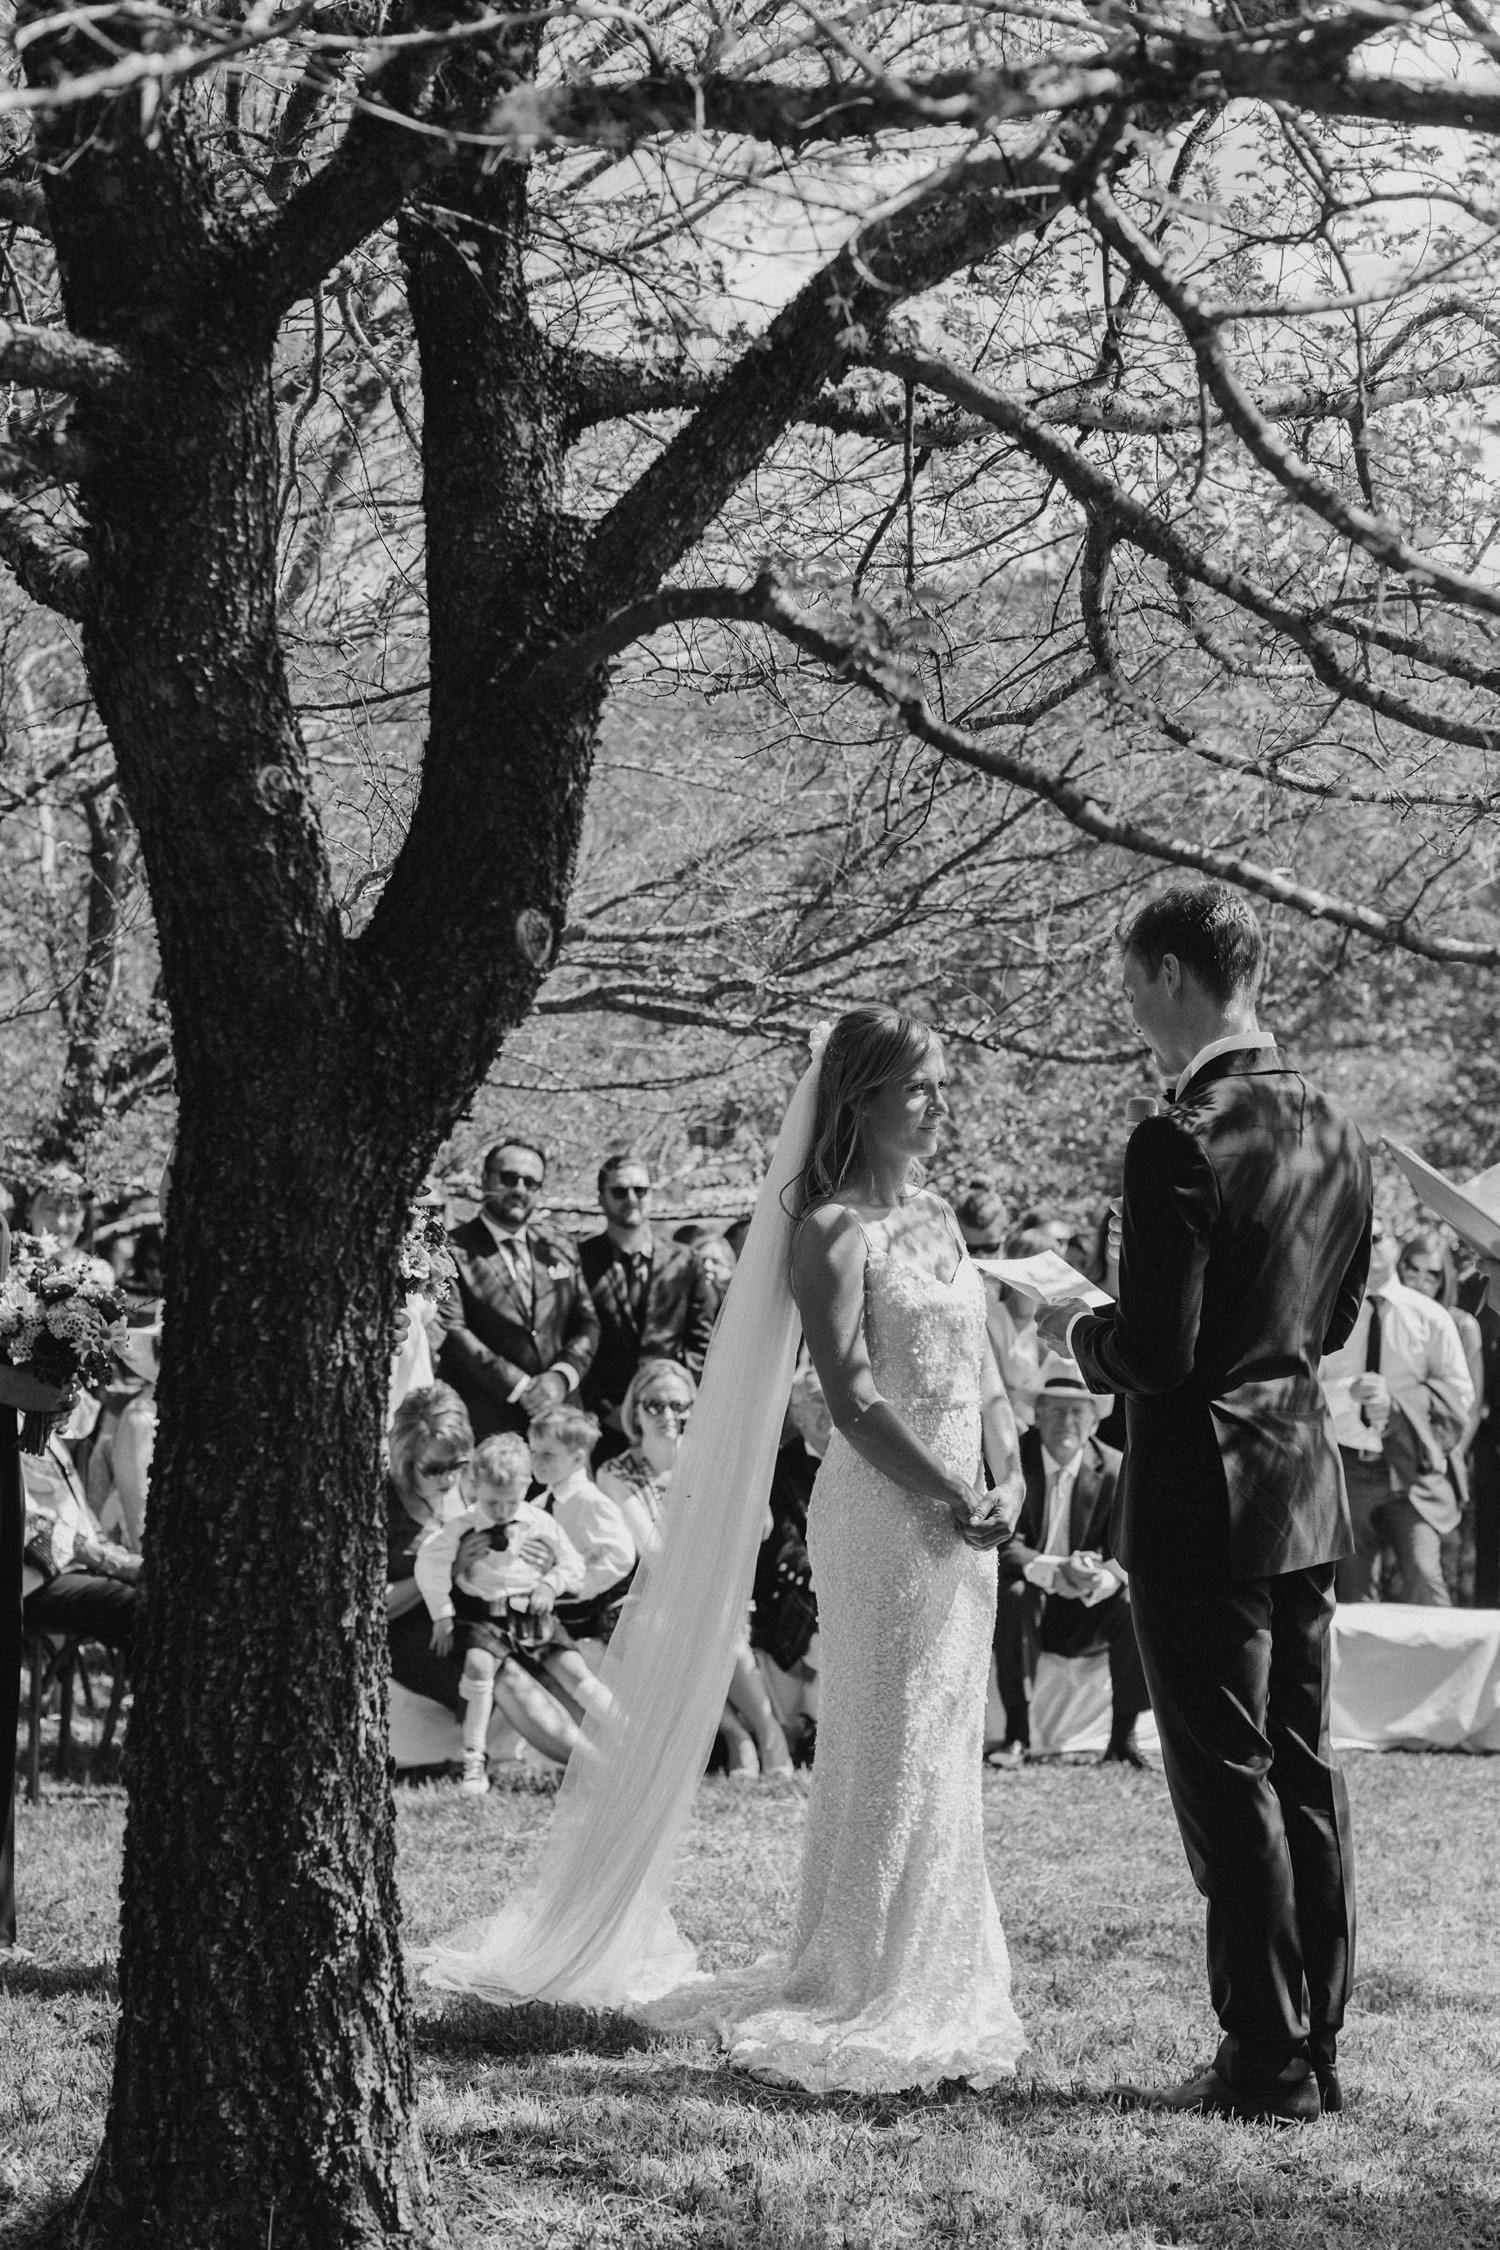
[421,1048,818,2008]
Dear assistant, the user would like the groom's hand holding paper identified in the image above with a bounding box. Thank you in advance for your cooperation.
[973,1248,1111,1312]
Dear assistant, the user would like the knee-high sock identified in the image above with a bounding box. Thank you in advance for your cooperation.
[459,1670,494,1755]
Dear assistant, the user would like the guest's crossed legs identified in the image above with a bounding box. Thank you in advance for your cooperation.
[1128,1561,1355,2087]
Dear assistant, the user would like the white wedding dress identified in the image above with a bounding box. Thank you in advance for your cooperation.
[421,1048,1024,2092]
[650,1243,1026,2090]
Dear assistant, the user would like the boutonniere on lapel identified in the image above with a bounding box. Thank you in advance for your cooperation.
[544,1261,572,1282]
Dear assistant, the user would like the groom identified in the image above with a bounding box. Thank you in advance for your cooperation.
[1039,881,1371,2124]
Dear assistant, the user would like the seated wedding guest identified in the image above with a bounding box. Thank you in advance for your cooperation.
[386,1386,583,1761]
[1320,1219,1473,1606]
[579,1155,715,1460]
[527,1404,637,1648]
[22,1403,140,1655]
[415,1431,600,1792]
[991,1354,1149,1767]
[94,1314,160,1552]
[595,1364,793,1776]
[385,1386,475,1715]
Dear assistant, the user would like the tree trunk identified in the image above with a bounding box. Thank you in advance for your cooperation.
[32,115,452,2249]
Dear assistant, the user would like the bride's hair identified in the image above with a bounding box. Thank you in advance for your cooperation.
[794,1006,934,1214]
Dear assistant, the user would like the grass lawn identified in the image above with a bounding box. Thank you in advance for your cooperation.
[3,1751,1498,2247]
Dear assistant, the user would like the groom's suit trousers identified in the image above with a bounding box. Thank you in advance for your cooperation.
[1128,1558,1355,2079]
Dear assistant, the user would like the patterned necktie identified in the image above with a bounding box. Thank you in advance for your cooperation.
[1361,1296,1383,1428]
[626,1250,649,1327]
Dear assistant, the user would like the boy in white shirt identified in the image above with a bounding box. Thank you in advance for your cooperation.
[526,1406,638,1646]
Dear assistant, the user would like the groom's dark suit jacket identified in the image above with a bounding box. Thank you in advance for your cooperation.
[437,1216,599,1439]
[1071,1046,1372,1580]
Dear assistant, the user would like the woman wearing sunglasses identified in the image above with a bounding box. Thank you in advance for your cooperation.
[598,1360,793,1776]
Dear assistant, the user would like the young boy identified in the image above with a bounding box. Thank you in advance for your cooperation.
[526,1405,637,1644]
[415,1430,594,1796]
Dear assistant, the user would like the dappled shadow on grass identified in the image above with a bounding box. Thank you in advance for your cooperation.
[0,2187,78,2250]
[0,1958,115,2003]
[415,1994,662,2063]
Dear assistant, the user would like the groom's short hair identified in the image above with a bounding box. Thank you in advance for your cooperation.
[1121,882,1264,1005]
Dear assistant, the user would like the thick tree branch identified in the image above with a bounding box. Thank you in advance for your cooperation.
[237,22,461,325]
[478,20,1500,155]
[638,572,1500,968]
[577,143,1081,614]
[0,317,130,400]
[0,497,91,617]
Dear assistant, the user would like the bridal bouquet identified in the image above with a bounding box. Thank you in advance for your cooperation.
[0,1232,127,1452]
[398,1203,456,1305]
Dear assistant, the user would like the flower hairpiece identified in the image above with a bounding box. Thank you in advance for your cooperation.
[807,1019,834,1066]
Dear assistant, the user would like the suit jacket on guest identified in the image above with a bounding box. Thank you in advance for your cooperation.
[998,1429,1121,1586]
[577,1228,715,1425]
[437,1216,599,1439]
[1071,1046,1372,1581]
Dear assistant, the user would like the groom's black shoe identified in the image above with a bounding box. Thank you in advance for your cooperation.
[1111,2064,1320,2125]
[1314,2067,1344,2115]
[1099,1725,1148,1769]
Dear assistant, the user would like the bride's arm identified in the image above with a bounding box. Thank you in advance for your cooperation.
[792,1204,983,1533]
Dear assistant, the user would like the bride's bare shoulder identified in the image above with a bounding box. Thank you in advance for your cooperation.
[793,1198,868,1266]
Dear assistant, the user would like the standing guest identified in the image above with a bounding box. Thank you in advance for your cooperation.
[1398,1227,1484,1598]
[1397,1229,1484,1437]
[693,1232,738,1312]
[954,1181,1030,1425]
[1459,1253,1500,1605]
[579,1156,715,1458]
[437,1140,598,1441]
[22,1163,115,1289]
[991,1354,1149,1768]
[1320,1221,1473,1607]
[1043,879,1371,2124]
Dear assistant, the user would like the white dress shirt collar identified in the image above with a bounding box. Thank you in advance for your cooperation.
[1174,1029,1277,1101]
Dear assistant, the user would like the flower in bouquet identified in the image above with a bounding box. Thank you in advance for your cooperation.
[398,1203,457,1306]
[0,1232,127,1451]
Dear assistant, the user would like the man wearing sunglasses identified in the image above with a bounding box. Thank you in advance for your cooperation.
[578,1155,717,1461]
[438,1141,599,1441]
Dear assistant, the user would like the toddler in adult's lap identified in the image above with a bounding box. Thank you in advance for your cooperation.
[414,1431,605,1794]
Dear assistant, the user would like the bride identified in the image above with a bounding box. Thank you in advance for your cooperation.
[423,1007,1027,2090]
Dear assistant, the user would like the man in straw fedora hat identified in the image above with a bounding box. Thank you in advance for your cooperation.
[991,1352,1149,1770]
